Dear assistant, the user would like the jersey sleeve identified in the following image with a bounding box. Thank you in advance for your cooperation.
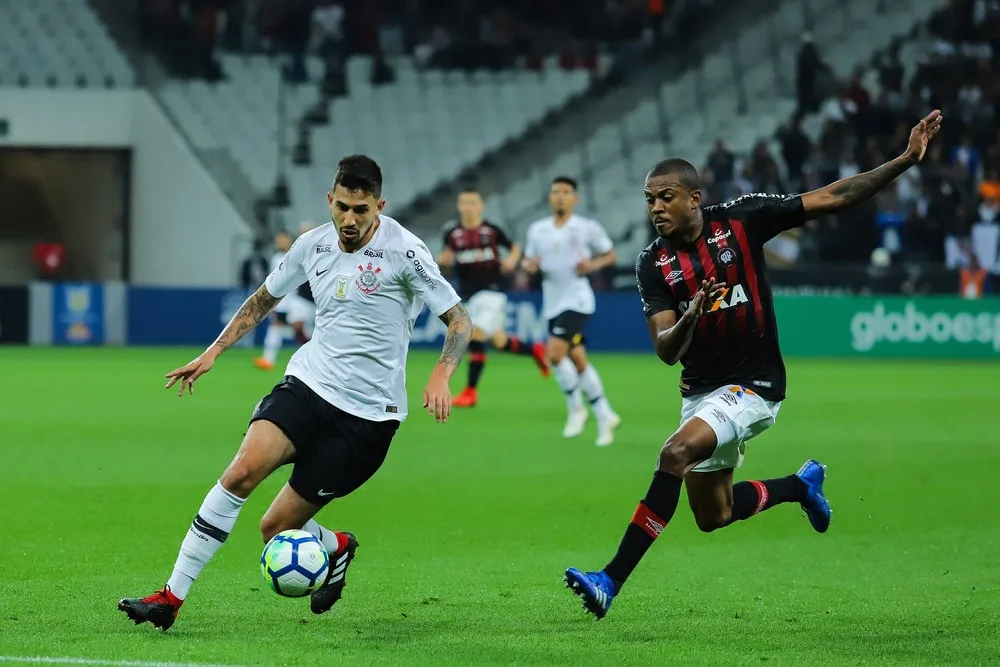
[400,240,461,316]
[264,237,307,298]
[493,224,514,249]
[586,220,615,254]
[635,250,676,318]
[714,193,805,244]
[523,225,539,258]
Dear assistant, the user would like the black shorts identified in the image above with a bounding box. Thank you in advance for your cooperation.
[548,310,589,346]
[249,376,399,506]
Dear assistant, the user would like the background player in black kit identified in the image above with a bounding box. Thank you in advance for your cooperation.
[437,188,549,407]
[565,110,943,618]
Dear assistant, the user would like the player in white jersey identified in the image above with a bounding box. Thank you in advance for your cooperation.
[255,223,317,370]
[522,176,621,446]
[119,155,471,631]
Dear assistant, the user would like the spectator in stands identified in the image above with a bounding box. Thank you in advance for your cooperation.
[704,140,736,201]
[795,35,834,115]
[33,241,65,282]
[779,115,811,192]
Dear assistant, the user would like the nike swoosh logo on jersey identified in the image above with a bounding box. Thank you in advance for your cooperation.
[316,268,330,276]
[317,489,335,497]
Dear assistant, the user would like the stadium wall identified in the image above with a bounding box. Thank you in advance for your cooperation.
[23,288,988,358]
[0,89,251,287]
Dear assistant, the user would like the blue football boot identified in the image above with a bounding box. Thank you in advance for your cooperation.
[564,568,617,619]
[796,459,831,533]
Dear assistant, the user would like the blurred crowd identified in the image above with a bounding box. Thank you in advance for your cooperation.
[139,0,668,82]
[700,0,1000,287]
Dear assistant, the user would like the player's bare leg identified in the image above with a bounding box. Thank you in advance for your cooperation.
[548,336,587,437]
[260,484,359,615]
[118,421,294,631]
[567,418,715,616]
[569,345,620,446]
[685,462,827,533]
[492,330,549,377]
[454,327,488,407]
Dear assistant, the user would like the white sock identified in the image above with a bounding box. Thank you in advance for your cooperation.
[262,324,287,364]
[165,482,246,600]
[579,364,615,422]
[554,358,584,411]
[301,518,342,554]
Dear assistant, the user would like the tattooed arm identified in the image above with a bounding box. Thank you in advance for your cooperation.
[435,303,472,378]
[422,302,471,423]
[211,284,282,354]
[164,283,281,396]
[801,110,943,221]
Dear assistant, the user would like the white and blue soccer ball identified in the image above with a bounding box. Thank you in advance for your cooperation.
[260,529,330,597]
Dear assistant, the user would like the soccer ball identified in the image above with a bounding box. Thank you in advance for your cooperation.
[260,529,330,598]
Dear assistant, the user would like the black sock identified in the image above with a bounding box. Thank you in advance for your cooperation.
[467,341,486,388]
[502,336,534,356]
[604,471,683,591]
[729,475,807,523]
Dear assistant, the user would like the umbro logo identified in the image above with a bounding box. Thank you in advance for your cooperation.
[316,268,330,276]
[664,270,684,286]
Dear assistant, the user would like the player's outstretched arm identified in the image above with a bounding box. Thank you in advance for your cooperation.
[649,279,726,366]
[164,283,281,396]
[800,110,942,220]
[423,303,472,422]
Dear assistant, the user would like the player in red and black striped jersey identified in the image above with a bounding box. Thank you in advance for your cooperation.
[436,188,548,407]
[565,110,943,618]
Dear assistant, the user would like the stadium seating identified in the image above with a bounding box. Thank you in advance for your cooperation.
[156,52,594,227]
[0,0,133,88]
[482,0,947,264]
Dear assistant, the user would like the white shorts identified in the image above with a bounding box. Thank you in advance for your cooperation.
[286,296,316,335]
[680,385,782,473]
[466,290,508,336]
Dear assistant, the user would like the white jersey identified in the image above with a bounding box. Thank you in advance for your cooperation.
[523,214,614,319]
[269,251,286,273]
[264,216,460,422]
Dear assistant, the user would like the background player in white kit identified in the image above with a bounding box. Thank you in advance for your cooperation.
[254,223,318,371]
[118,155,471,631]
[522,177,621,446]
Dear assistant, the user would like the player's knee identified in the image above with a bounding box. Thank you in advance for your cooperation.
[658,437,699,475]
[693,508,731,533]
[220,463,258,499]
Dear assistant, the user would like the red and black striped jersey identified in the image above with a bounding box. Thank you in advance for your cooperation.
[635,193,805,401]
[442,221,514,299]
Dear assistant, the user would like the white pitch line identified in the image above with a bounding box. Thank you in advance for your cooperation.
[0,657,243,667]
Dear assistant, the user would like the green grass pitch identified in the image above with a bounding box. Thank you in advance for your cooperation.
[0,346,997,666]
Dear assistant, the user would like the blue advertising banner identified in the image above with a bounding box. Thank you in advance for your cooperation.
[128,287,267,346]
[408,292,650,351]
[52,282,105,345]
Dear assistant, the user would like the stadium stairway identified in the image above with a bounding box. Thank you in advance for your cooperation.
[405,0,948,267]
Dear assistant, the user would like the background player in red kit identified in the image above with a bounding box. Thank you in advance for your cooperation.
[565,110,943,618]
[437,188,548,407]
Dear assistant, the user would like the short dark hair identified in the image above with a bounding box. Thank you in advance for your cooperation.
[333,154,382,198]
[647,158,701,191]
[551,176,578,191]
[458,185,483,197]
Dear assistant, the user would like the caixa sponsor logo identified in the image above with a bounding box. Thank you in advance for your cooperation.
[850,303,1000,351]
[678,284,748,313]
